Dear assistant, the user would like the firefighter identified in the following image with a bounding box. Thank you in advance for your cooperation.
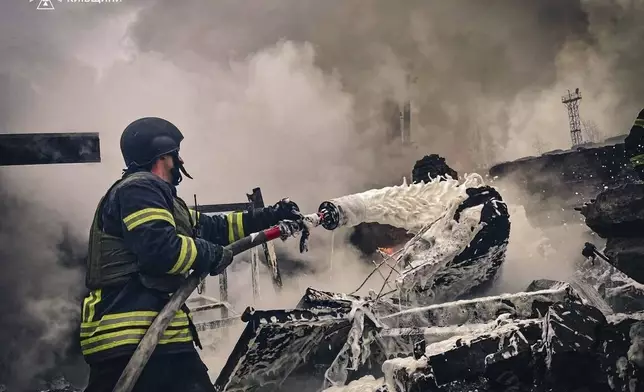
[81,117,301,392]
[624,108,644,180]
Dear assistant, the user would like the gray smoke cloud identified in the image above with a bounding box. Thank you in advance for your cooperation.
[0,173,86,390]
[2,0,644,388]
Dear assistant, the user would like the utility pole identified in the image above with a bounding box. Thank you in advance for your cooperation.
[562,88,584,147]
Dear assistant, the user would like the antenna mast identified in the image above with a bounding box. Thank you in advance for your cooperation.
[561,88,583,147]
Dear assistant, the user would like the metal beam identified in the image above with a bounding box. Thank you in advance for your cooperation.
[0,132,101,166]
[193,317,241,332]
[195,202,253,214]
[247,188,283,291]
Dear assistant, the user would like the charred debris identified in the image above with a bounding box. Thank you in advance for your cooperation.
[202,148,644,392]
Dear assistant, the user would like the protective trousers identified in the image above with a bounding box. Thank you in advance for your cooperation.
[83,352,215,392]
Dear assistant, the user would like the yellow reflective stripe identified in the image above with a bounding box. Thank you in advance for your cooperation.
[631,154,644,167]
[80,320,190,338]
[82,311,187,327]
[80,327,193,355]
[168,235,197,274]
[226,212,245,243]
[123,208,175,231]
[105,310,187,320]
[189,209,201,226]
[81,328,191,347]
[82,291,94,323]
[634,119,644,128]
[180,237,198,274]
[80,312,189,338]
[235,213,245,238]
[82,289,102,323]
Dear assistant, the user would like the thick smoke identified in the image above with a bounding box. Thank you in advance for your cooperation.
[0,174,86,390]
[2,0,644,388]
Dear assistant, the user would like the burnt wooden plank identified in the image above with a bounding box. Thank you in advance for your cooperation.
[0,132,100,166]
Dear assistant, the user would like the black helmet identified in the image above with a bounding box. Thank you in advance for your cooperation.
[120,117,184,168]
[120,117,193,185]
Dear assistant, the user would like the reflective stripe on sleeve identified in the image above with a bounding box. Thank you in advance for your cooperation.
[123,208,175,231]
[82,289,102,323]
[635,119,644,128]
[226,212,245,243]
[189,209,201,226]
[168,235,198,274]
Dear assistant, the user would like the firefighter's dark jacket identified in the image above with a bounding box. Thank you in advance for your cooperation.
[625,108,644,179]
[80,170,282,364]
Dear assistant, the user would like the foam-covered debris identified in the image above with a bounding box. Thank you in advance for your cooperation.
[542,302,607,388]
[601,312,644,392]
[322,376,388,392]
[379,282,581,328]
[382,304,644,392]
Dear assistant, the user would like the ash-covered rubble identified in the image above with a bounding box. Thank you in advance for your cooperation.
[382,300,644,392]
[213,289,389,392]
[213,281,644,392]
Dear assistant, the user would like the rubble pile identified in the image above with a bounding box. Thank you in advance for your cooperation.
[384,302,644,392]
[213,289,388,392]
[211,283,644,392]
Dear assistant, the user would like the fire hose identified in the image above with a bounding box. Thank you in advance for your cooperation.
[111,208,339,392]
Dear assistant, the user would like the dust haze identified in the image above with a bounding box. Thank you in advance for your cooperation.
[1,0,644,388]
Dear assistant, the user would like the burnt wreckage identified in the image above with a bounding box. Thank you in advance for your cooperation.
[209,149,644,392]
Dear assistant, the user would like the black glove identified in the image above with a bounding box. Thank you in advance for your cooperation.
[271,198,301,221]
[242,198,302,234]
[194,238,234,276]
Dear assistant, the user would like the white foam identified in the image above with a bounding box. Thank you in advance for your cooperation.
[321,375,385,392]
[382,355,428,392]
[329,173,485,232]
[325,174,488,303]
[395,202,484,297]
